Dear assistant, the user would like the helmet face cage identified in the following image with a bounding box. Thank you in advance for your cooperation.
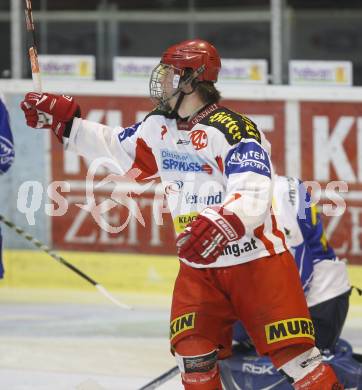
[149,63,184,106]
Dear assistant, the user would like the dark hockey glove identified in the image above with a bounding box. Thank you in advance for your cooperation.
[176,207,245,265]
[20,92,80,143]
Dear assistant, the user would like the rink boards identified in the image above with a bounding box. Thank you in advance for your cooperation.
[1,80,362,264]
[2,249,362,307]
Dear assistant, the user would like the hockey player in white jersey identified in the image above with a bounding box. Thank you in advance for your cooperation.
[20,39,343,389]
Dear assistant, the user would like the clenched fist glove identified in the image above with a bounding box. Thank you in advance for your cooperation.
[176,207,245,264]
[20,92,80,143]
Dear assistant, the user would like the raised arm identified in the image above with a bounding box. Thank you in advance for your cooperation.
[20,92,158,180]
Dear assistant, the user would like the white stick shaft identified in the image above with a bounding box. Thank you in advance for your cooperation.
[28,46,42,92]
[32,71,42,93]
[95,284,133,310]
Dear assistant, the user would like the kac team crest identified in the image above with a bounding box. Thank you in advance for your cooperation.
[189,129,208,150]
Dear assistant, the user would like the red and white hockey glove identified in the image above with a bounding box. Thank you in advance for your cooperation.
[20,92,80,143]
[176,207,245,265]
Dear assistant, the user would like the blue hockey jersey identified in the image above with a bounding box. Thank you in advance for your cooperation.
[0,97,14,174]
[273,175,349,306]
[0,96,15,279]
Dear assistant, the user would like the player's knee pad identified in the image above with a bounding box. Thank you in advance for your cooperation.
[276,346,323,383]
[174,336,222,389]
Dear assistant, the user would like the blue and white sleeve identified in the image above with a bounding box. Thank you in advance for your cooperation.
[0,98,15,174]
[222,139,273,232]
[296,181,336,263]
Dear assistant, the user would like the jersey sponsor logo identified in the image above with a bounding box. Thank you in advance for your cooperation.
[165,180,184,194]
[225,141,271,178]
[286,176,297,206]
[209,111,242,141]
[161,149,212,174]
[265,318,315,344]
[0,135,14,167]
[170,312,195,341]
[203,108,261,145]
[184,191,222,205]
[174,212,199,233]
[222,239,258,256]
[202,163,213,175]
[240,115,261,140]
[176,104,219,131]
[189,129,208,150]
[190,103,219,127]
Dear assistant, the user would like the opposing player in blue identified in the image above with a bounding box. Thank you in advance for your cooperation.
[0,95,15,279]
[221,175,361,389]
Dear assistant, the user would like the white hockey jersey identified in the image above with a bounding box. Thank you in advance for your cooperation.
[273,175,350,306]
[66,103,288,268]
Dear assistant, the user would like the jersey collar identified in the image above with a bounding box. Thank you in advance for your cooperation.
[176,103,219,131]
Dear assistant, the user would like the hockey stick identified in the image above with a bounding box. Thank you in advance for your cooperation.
[139,365,179,390]
[352,285,362,296]
[0,213,132,310]
[24,0,51,126]
[138,364,238,390]
[140,361,255,390]
[24,0,42,92]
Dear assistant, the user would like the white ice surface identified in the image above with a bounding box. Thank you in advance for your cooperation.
[0,291,360,390]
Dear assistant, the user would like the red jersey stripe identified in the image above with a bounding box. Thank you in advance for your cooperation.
[271,214,288,251]
[254,223,276,256]
[130,138,158,181]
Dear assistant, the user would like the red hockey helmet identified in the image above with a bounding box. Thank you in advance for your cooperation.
[161,39,221,83]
